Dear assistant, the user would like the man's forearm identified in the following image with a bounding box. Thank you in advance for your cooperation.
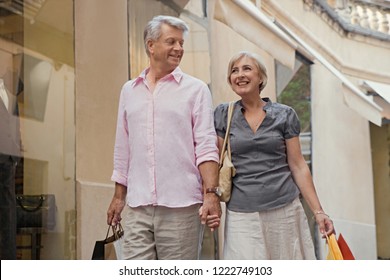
[114,182,127,200]
[198,160,219,192]
[198,160,221,227]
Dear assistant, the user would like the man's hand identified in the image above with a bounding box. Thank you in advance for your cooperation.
[197,161,221,231]
[199,193,222,231]
[107,183,127,226]
[107,197,126,226]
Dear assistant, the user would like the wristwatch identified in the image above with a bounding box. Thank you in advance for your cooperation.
[205,187,222,197]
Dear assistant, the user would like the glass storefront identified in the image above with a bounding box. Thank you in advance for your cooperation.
[0,0,75,259]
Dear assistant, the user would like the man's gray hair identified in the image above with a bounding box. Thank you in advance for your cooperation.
[144,15,189,57]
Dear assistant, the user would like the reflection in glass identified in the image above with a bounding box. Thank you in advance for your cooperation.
[23,54,52,121]
[0,0,75,259]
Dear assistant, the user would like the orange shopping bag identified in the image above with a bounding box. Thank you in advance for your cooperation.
[326,233,343,260]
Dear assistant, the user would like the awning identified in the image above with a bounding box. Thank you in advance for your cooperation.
[276,24,383,126]
[213,0,297,69]
[342,85,385,125]
[362,80,390,120]
[363,80,390,104]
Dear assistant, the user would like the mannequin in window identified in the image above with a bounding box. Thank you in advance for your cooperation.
[0,77,22,260]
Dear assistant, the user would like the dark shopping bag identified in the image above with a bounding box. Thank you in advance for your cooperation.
[16,194,57,230]
[92,223,124,260]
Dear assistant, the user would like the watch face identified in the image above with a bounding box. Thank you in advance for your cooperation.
[215,187,222,197]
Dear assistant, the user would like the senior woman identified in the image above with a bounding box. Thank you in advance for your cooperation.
[209,51,334,260]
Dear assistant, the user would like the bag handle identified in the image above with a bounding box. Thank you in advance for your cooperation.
[219,101,235,168]
[104,223,124,244]
[16,195,45,212]
[325,233,344,260]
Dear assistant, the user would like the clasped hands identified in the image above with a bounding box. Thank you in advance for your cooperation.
[199,194,222,231]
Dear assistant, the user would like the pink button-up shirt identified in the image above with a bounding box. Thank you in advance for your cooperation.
[111,67,219,208]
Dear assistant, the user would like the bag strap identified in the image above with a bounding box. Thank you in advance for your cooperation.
[16,195,45,212]
[219,101,235,167]
[105,223,124,243]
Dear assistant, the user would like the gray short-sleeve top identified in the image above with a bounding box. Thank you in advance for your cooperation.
[214,98,301,212]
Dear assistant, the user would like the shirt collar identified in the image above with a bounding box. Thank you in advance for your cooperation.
[131,67,183,87]
[262,97,272,110]
[237,97,272,111]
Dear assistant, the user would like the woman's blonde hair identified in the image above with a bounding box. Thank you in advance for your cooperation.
[227,51,268,92]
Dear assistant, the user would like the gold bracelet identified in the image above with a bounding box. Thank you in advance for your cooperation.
[312,210,329,220]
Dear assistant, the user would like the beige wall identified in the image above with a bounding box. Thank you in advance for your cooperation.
[371,123,390,259]
[74,0,129,259]
[311,64,377,259]
[180,16,211,85]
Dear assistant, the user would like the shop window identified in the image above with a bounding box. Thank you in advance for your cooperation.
[276,54,312,168]
[276,53,319,256]
[0,0,75,260]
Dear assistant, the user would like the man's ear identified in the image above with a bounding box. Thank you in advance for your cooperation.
[147,40,154,55]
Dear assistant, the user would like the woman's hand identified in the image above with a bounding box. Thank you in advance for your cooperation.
[315,212,335,237]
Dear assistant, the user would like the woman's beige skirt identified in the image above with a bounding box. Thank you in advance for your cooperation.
[223,197,316,260]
